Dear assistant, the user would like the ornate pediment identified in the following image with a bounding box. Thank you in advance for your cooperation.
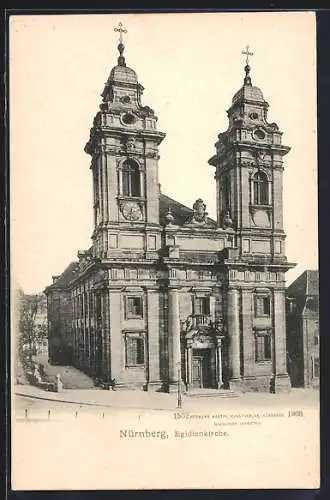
[181,315,226,342]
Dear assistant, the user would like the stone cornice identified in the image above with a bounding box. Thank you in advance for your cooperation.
[162,258,217,267]
[213,142,290,163]
[92,126,165,142]
[167,226,229,237]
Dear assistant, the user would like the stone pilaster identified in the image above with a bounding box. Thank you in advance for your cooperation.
[109,287,122,383]
[227,287,242,390]
[101,289,111,381]
[168,287,181,386]
[216,338,223,389]
[147,289,161,390]
[273,289,291,392]
[185,345,193,388]
[241,289,256,381]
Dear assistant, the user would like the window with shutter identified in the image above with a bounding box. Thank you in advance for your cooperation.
[254,295,271,317]
[255,332,272,361]
[126,296,143,318]
[194,297,210,315]
[122,160,141,197]
[125,335,145,366]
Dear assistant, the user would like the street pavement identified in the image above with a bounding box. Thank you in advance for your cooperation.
[13,383,319,421]
[15,358,319,419]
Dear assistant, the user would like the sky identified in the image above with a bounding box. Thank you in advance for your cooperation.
[9,12,318,294]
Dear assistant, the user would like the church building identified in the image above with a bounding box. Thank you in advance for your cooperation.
[45,26,295,393]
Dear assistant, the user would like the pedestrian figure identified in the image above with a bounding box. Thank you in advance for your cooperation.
[56,373,64,392]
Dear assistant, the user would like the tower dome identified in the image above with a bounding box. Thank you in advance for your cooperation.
[109,64,138,84]
[232,83,264,105]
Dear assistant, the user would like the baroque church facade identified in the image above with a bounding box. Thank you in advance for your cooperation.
[45,31,295,393]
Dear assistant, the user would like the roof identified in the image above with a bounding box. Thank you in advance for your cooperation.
[232,84,264,105]
[287,270,319,298]
[305,270,319,296]
[45,262,78,293]
[159,193,217,227]
[109,64,138,84]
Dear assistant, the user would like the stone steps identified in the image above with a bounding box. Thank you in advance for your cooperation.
[186,389,239,398]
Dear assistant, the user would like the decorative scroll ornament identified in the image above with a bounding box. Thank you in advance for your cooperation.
[191,198,208,224]
[124,136,135,151]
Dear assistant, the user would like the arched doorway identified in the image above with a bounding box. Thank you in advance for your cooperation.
[181,320,227,390]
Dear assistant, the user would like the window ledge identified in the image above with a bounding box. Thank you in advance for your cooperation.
[125,365,145,369]
[250,204,272,212]
[117,196,145,201]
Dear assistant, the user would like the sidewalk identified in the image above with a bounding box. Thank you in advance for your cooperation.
[14,383,319,412]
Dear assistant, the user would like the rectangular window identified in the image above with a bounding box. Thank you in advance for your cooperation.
[255,334,272,362]
[194,297,210,315]
[125,336,145,366]
[126,296,143,318]
[255,295,270,317]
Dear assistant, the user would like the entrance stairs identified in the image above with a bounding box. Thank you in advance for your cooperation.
[186,388,239,398]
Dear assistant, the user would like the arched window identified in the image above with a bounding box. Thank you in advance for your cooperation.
[253,171,268,205]
[122,160,141,197]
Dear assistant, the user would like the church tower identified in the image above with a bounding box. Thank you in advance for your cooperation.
[85,23,165,259]
[209,46,290,258]
[209,47,296,392]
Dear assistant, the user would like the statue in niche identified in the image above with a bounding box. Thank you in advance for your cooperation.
[125,136,135,151]
[222,210,233,229]
[181,315,194,333]
[190,198,208,224]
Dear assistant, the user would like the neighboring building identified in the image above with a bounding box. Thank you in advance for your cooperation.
[46,265,76,364]
[286,270,319,388]
[45,31,296,393]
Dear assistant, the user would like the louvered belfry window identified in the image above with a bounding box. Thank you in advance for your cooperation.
[122,160,141,197]
[253,171,268,205]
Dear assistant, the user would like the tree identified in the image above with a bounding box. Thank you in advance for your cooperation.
[18,292,47,359]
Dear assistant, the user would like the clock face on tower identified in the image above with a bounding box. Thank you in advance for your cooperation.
[121,201,142,221]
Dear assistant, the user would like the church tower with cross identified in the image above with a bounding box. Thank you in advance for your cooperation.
[84,22,166,259]
[208,46,295,392]
[46,33,295,394]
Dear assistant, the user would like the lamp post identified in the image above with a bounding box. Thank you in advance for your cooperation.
[177,361,182,408]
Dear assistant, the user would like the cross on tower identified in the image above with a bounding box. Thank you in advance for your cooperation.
[114,21,127,44]
[241,44,253,65]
